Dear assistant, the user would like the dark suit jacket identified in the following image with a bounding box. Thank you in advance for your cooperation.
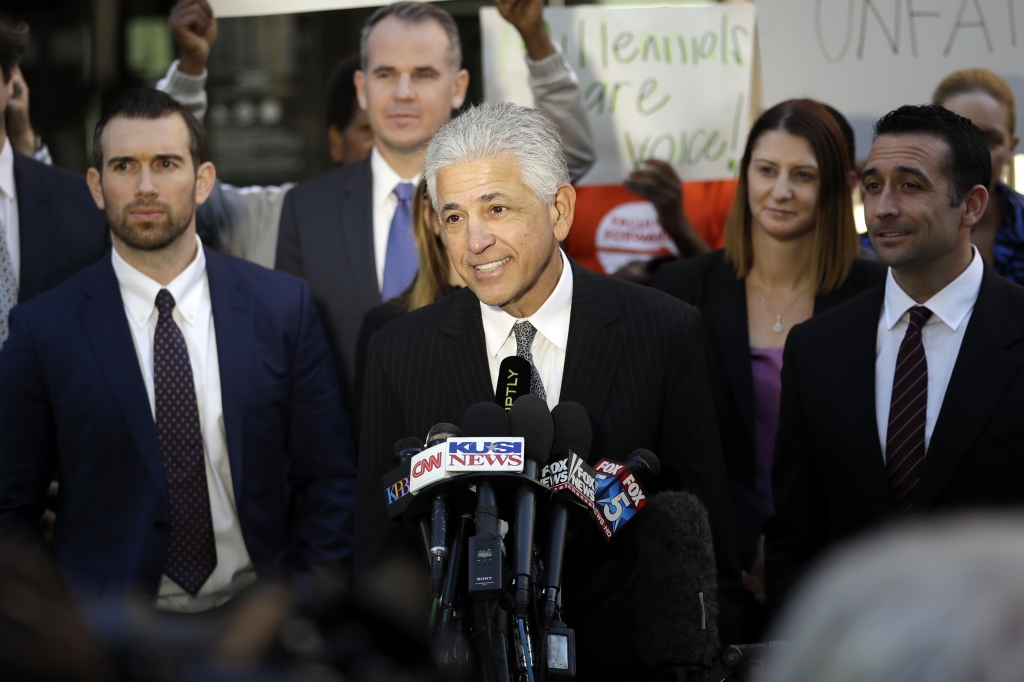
[654,251,886,567]
[355,260,743,669]
[276,157,377,411]
[0,247,358,601]
[13,152,109,303]
[765,267,1024,609]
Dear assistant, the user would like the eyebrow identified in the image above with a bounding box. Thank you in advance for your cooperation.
[862,165,932,184]
[753,158,817,170]
[373,65,440,75]
[440,192,511,213]
[106,154,185,167]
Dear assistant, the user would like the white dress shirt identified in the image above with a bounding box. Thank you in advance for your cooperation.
[371,146,421,293]
[111,237,256,612]
[875,247,984,460]
[0,138,20,286]
[480,250,574,411]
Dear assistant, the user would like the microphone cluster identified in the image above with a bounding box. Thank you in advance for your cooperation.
[379,397,660,681]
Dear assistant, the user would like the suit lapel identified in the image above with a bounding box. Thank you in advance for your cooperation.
[915,269,1022,509]
[206,249,254,504]
[708,261,755,440]
[561,262,622,454]
[13,154,55,303]
[438,289,493,419]
[828,285,896,514]
[78,256,167,500]
[340,158,381,313]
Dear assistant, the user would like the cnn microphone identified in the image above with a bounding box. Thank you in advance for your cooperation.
[495,355,532,412]
[424,423,462,599]
[508,395,554,616]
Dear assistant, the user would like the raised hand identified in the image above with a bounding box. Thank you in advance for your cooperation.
[170,0,218,76]
[494,0,555,61]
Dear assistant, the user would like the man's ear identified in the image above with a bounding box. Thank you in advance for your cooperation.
[451,69,469,110]
[194,161,217,205]
[551,183,576,242]
[86,168,106,211]
[961,184,989,230]
[354,70,368,111]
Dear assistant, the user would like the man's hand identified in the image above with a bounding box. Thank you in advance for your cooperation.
[625,159,710,259]
[5,66,37,156]
[170,0,218,76]
[494,0,555,61]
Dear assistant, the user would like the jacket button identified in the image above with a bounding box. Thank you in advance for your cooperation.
[154,521,168,532]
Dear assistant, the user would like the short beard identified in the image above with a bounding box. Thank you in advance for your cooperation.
[107,196,194,252]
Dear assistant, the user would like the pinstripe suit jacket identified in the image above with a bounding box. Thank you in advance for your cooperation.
[355,260,742,647]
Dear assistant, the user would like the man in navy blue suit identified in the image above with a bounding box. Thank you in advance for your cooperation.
[0,89,357,612]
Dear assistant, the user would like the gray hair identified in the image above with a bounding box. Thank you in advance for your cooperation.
[424,101,570,212]
[761,515,1024,682]
[360,2,462,75]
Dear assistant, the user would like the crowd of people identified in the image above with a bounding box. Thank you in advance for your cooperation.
[0,0,1023,679]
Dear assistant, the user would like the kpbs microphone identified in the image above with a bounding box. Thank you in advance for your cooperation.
[381,436,424,520]
[495,356,532,412]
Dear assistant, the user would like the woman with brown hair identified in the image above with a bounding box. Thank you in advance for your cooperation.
[654,99,885,638]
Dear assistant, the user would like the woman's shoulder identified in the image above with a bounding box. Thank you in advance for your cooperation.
[653,249,733,299]
[846,257,888,291]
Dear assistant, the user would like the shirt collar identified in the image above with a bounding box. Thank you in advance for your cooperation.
[883,246,984,332]
[480,249,574,359]
[111,234,208,330]
[371,146,422,212]
[0,138,14,201]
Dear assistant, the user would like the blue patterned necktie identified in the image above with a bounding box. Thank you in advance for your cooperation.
[513,321,547,400]
[154,289,217,596]
[0,215,16,350]
[381,182,417,301]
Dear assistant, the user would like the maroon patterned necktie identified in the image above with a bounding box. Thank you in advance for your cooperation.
[154,289,217,595]
[885,305,933,515]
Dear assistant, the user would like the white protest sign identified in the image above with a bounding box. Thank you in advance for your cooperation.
[210,0,447,18]
[480,4,756,185]
[758,0,1024,159]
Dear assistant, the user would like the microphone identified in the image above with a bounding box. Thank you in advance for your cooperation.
[592,449,661,537]
[632,490,720,668]
[495,356,532,412]
[424,424,462,599]
[508,395,553,616]
[427,422,461,447]
[381,437,423,520]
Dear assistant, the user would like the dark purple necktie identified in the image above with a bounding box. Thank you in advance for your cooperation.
[885,305,933,515]
[154,289,216,595]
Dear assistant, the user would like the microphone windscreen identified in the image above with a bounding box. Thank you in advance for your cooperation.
[629,449,661,479]
[425,422,461,446]
[495,355,532,411]
[550,402,592,459]
[509,395,554,464]
[391,437,423,465]
[632,491,719,668]
[461,402,511,438]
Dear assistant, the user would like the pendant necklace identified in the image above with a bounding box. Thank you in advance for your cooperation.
[751,283,808,334]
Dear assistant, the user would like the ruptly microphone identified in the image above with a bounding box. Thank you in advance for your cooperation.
[424,423,462,599]
[632,491,720,668]
[508,395,553,616]
[495,355,532,412]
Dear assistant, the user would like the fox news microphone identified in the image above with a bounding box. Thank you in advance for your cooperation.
[495,356,532,412]
[591,449,661,538]
[424,424,462,599]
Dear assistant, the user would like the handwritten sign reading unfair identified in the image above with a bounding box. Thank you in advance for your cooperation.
[209,0,449,18]
[480,5,756,186]
[758,0,1024,158]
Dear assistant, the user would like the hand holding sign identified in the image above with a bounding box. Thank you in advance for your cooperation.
[625,159,711,258]
[171,0,218,76]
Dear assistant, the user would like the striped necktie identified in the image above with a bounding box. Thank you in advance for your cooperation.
[0,215,17,350]
[513,321,546,400]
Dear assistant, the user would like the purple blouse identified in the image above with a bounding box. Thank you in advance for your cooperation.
[750,346,785,513]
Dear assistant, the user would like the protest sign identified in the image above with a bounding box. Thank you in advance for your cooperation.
[210,0,448,18]
[480,4,756,186]
[758,0,1024,158]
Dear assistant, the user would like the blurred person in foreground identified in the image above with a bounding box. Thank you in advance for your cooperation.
[356,101,742,670]
[766,105,1024,611]
[0,14,107,352]
[762,516,1024,682]
[0,89,356,611]
[653,99,884,639]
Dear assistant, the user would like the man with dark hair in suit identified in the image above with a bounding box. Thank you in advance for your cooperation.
[357,100,741,677]
[0,88,357,611]
[0,14,108,351]
[766,105,1024,610]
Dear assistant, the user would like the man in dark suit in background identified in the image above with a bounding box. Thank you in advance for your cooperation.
[767,105,1024,610]
[0,90,356,610]
[356,101,741,676]
[0,16,108,350]
[275,0,595,412]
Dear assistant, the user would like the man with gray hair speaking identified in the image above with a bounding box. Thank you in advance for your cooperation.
[355,101,741,676]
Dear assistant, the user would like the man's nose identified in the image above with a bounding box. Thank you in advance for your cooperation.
[466,217,496,254]
[394,73,414,100]
[871,184,899,220]
[136,167,158,196]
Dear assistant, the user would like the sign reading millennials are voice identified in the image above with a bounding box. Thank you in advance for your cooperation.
[480,5,756,186]
[758,0,1024,158]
